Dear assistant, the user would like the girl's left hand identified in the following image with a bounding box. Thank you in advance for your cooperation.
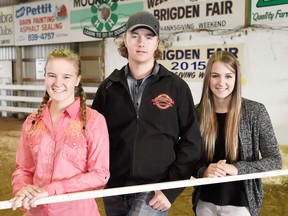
[10,185,48,210]
[218,160,239,176]
[149,190,171,212]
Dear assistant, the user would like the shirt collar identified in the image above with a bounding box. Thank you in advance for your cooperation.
[65,98,81,119]
[125,62,160,78]
[42,98,81,120]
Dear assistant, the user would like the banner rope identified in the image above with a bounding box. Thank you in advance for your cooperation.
[1,169,288,210]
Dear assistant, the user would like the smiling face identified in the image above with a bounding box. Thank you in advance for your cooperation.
[209,61,236,103]
[45,58,81,107]
[124,28,159,65]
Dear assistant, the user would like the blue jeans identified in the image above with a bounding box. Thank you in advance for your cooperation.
[103,191,169,216]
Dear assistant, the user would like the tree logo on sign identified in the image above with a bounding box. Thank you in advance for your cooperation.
[83,0,126,38]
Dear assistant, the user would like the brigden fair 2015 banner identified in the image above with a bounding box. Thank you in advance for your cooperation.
[14,0,70,46]
[158,44,244,82]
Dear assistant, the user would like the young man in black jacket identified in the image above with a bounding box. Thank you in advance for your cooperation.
[92,11,202,216]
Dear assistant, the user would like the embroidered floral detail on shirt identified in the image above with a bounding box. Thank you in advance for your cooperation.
[63,120,87,166]
[25,121,48,148]
[151,94,175,110]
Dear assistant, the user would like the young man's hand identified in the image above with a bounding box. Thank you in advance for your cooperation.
[149,190,171,212]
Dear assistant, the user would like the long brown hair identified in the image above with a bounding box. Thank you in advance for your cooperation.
[32,49,87,131]
[198,51,242,163]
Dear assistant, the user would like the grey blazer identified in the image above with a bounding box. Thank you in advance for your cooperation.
[193,98,282,216]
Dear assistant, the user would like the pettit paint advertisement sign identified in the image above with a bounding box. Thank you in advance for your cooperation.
[250,0,288,26]
[144,0,245,34]
[14,0,70,46]
[70,0,144,42]
[0,7,14,46]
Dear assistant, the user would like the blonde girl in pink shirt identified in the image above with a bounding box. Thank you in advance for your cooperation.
[11,49,110,216]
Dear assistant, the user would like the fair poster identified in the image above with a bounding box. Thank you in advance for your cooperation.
[0,61,12,84]
[14,0,70,46]
[249,0,288,26]
[70,0,144,42]
[144,0,245,34]
[158,44,244,82]
[0,6,14,46]
[36,58,46,80]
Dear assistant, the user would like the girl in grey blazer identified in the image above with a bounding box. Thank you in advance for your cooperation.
[193,51,282,216]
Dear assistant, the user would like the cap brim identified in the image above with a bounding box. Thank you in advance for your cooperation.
[128,24,158,36]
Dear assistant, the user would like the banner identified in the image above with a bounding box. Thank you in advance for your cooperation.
[14,0,70,46]
[70,0,144,42]
[145,0,245,34]
[250,0,288,26]
[0,7,14,46]
[158,44,244,82]
[10,0,251,44]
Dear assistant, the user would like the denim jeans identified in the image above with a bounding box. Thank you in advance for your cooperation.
[103,191,169,216]
[196,199,251,216]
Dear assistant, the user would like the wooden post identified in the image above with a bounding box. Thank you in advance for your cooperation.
[15,46,24,119]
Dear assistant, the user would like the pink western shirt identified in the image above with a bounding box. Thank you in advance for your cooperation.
[12,98,110,216]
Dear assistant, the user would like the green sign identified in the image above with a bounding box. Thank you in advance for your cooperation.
[256,0,288,7]
[70,0,143,39]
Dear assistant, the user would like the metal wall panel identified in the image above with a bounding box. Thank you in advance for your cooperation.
[0,0,103,116]
[0,46,16,60]
[22,43,71,81]
[22,43,71,59]
[20,44,71,105]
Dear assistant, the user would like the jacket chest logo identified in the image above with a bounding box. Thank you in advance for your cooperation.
[151,94,174,110]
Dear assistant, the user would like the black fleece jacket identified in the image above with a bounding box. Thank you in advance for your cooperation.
[92,63,202,203]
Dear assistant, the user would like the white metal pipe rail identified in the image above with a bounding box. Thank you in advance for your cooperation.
[0,85,98,113]
[0,169,288,210]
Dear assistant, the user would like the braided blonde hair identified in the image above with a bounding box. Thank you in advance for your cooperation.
[32,49,87,131]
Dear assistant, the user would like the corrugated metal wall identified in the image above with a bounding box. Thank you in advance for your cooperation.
[0,47,15,60]
[1,0,104,86]
[0,44,71,84]
[0,0,104,117]
[22,44,71,109]
[0,41,103,87]
[22,43,71,85]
